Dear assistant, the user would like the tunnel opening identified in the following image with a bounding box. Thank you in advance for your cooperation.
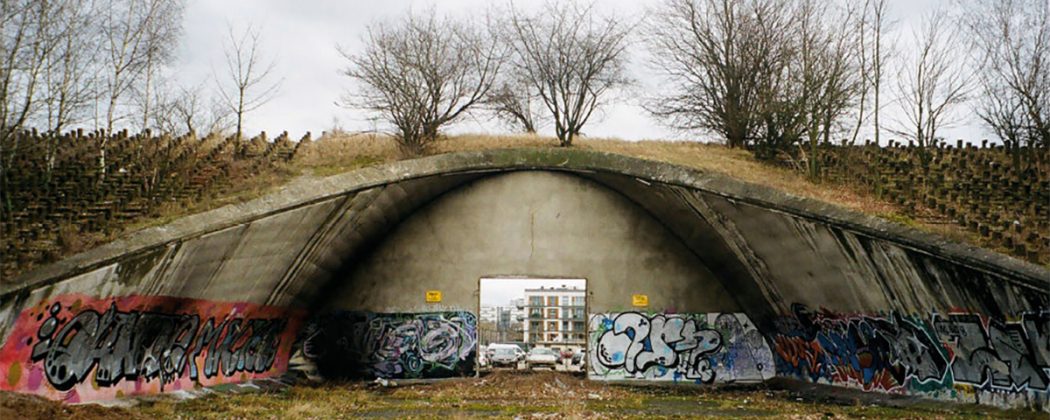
[290,170,755,383]
[478,277,587,375]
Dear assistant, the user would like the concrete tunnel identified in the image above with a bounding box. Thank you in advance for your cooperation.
[0,149,1047,410]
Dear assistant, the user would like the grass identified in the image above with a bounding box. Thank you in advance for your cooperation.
[296,132,901,215]
[4,371,1042,419]
[122,373,1043,419]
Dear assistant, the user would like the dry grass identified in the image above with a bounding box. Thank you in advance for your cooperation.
[296,132,908,220]
[121,372,1039,419]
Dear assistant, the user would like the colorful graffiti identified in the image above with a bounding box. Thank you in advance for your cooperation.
[588,312,774,383]
[0,294,303,402]
[300,311,477,379]
[773,304,1050,406]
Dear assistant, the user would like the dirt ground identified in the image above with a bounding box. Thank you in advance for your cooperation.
[1,372,1043,419]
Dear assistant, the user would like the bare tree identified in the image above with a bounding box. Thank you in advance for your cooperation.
[486,76,541,134]
[1,0,65,213]
[867,0,892,145]
[151,82,230,137]
[790,0,864,178]
[136,0,184,132]
[891,11,971,158]
[36,0,104,182]
[41,0,99,135]
[340,11,504,155]
[846,0,894,146]
[505,1,631,147]
[99,0,183,133]
[215,23,281,140]
[646,0,792,149]
[961,0,1049,168]
[96,0,184,179]
[1,1,58,142]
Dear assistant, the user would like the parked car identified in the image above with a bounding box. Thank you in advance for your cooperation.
[525,347,558,369]
[571,351,585,366]
[488,344,521,368]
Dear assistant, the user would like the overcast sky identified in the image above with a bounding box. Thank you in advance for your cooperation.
[480,278,586,306]
[175,0,989,143]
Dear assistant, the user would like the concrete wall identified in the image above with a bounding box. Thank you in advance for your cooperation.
[323,171,738,315]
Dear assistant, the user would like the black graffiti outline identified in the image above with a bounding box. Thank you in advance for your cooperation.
[301,311,478,379]
[776,304,1050,394]
[30,302,289,392]
[933,312,1050,392]
[593,312,724,382]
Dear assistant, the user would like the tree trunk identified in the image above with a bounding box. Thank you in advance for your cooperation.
[236,87,245,140]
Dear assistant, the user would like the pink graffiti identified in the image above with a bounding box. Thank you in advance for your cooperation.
[0,294,304,402]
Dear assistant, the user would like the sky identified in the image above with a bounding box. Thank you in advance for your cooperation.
[480,278,586,306]
[173,0,990,143]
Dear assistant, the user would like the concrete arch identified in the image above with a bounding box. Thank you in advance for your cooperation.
[0,149,1046,408]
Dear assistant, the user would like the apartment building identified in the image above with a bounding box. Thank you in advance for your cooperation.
[522,285,586,353]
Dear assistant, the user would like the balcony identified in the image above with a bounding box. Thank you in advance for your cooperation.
[520,303,585,309]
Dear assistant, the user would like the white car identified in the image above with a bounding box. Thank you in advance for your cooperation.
[525,347,558,369]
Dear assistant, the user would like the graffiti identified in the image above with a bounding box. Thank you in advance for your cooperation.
[934,312,1049,392]
[0,294,303,402]
[301,311,477,379]
[772,305,948,393]
[588,312,773,383]
[773,304,1050,398]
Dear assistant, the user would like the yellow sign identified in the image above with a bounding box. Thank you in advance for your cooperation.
[631,294,649,307]
[425,290,442,303]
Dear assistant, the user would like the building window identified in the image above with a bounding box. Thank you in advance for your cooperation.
[573,296,585,306]
[547,321,558,331]
[547,308,557,319]
[547,296,559,306]
[529,296,543,307]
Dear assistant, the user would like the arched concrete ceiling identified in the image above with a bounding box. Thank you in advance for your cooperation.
[2,149,1046,336]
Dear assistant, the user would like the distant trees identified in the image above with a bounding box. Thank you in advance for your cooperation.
[340,11,505,155]
[961,0,1049,168]
[2,0,59,147]
[1,0,184,209]
[790,0,864,178]
[40,0,99,136]
[890,10,971,163]
[503,1,631,146]
[486,76,541,134]
[646,0,784,149]
[151,82,230,137]
[98,0,184,134]
[97,0,184,176]
[340,2,630,150]
[863,0,893,147]
[2,0,1043,170]
[216,24,281,140]
[646,0,866,175]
